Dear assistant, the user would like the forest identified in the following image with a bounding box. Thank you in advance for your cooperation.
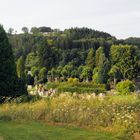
[6,26,140,94]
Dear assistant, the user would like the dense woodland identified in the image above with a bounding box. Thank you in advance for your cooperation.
[6,26,139,90]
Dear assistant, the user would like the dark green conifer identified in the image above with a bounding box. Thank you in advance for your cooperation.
[0,25,27,97]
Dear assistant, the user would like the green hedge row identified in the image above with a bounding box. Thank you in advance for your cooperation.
[46,82,106,93]
[57,87,105,94]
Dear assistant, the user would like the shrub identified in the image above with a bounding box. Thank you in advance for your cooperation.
[116,80,135,95]
[68,78,79,83]
[67,78,74,83]
[73,78,79,83]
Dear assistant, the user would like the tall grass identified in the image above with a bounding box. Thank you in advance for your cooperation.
[0,94,140,137]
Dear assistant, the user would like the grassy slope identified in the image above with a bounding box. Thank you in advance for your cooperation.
[0,121,123,140]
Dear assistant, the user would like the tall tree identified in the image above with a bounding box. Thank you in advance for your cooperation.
[86,48,95,69]
[0,25,21,97]
[37,39,53,69]
[93,47,109,84]
[17,56,25,78]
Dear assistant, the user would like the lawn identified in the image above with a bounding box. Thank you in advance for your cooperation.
[0,121,124,140]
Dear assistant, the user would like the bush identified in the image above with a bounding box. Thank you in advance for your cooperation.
[67,78,74,83]
[68,78,79,83]
[46,82,106,94]
[116,80,135,95]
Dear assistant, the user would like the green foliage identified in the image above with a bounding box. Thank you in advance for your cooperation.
[0,25,22,97]
[110,45,139,79]
[108,65,122,86]
[116,80,135,95]
[95,47,103,67]
[30,27,39,34]
[73,78,79,83]
[46,82,106,93]
[16,56,25,78]
[8,27,140,86]
[16,56,27,95]
[22,27,29,34]
[25,52,39,70]
[93,47,109,84]
[124,37,140,49]
[67,77,79,83]
[86,48,95,69]
[37,38,55,69]
[8,28,14,35]
[38,26,52,33]
[31,66,39,77]
[57,86,104,93]
[38,67,47,83]
[80,66,92,81]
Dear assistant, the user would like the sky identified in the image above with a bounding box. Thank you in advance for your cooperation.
[0,0,140,39]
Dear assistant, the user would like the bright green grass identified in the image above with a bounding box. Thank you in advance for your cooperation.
[0,121,125,140]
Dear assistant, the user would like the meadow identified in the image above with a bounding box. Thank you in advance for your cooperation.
[0,93,139,139]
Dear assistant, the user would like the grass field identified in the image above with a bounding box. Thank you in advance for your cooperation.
[0,121,126,140]
[0,94,138,140]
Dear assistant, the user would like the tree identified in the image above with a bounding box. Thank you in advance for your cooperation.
[110,45,139,80]
[25,52,39,70]
[38,27,52,33]
[8,28,14,34]
[80,66,92,82]
[61,69,68,80]
[16,51,27,95]
[38,67,47,83]
[30,27,39,34]
[0,25,23,97]
[108,65,121,87]
[93,47,109,84]
[22,27,29,34]
[116,80,135,95]
[17,56,25,78]
[31,66,39,84]
[86,48,95,69]
[95,47,103,67]
[37,39,53,69]
[31,66,39,77]
[48,68,56,81]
